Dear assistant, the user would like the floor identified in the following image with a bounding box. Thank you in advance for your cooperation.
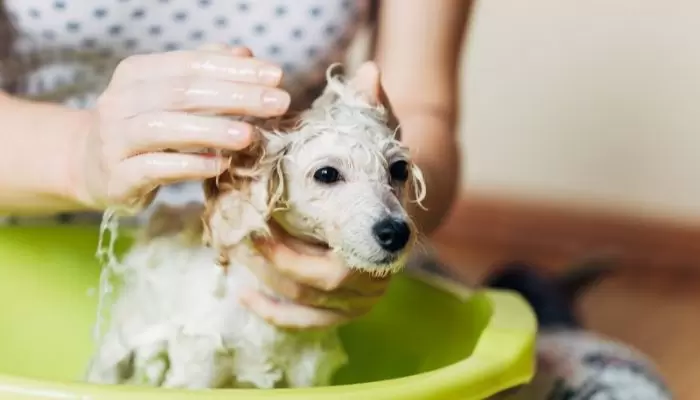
[431,235,700,400]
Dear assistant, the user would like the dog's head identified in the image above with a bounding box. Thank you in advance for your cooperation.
[204,62,425,276]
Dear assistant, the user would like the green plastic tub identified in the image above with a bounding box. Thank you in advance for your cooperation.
[0,226,536,399]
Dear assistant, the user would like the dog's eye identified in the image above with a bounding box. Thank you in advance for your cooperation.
[389,160,410,182]
[313,166,343,184]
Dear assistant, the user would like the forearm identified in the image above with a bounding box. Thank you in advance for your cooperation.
[377,77,462,236]
[374,0,469,236]
[399,111,461,236]
[0,92,90,214]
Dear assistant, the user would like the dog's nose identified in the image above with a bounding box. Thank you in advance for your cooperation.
[372,218,411,252]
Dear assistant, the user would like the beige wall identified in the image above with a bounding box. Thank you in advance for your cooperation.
[460,0,700,221]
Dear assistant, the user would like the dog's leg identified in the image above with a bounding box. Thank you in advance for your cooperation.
[84,330,134,385]
[231,345,284,389]
[161,335,227,389]
[284,333,348,388]
[127,341,169,386]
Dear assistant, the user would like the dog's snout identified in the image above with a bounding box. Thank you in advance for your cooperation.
[372,218,411,252]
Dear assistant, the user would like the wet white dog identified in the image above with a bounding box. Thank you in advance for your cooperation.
[85,61,424,389]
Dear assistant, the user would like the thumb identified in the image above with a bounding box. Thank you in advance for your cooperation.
[348,61,381,104]
[349,61,399,132]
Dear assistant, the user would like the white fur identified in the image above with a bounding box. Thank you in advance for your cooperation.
[86,64,424,389]
[86,222,347,388]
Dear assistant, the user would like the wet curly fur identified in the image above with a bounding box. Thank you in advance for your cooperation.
[86,62,425,389]
[203,64,425,276]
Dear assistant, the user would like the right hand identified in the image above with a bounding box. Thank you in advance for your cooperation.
[72,46,290,212]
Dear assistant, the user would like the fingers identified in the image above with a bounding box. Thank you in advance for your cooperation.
[378,81,400,133]
[348,61,399,132]
[94,45,285,209]
[253,237,349,292]
[110,48,282,89]
[348,62,382,105]
[102,46,290,118]
[103,78,290,118]
[253,236,391,294]
[198,44,251,56]
[239,290,351,330]
[108,153,227,203]
[245,256,383,311]
[119,111,254,157]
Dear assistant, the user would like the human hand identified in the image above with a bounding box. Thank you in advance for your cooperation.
[240,223,392,330]
[72,46,290,212]
[239,63,403,330]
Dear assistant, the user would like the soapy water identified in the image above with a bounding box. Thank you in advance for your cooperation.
[92,145,226,343]
[94,208,120,342]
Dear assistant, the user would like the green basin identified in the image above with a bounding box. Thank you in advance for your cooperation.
[0,226,536,399]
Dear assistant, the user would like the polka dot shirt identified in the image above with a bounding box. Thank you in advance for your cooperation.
[4,0,369,109]
[0,0,369,224]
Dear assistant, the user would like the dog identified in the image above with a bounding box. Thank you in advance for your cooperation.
[85,61,425,389]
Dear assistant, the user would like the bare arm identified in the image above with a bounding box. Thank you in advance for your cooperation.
[0,93,89,214]
[374,0,471,235]
[0,47,290,216]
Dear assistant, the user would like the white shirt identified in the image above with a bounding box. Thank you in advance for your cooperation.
[0,0,369,223]
[4,0,368,108]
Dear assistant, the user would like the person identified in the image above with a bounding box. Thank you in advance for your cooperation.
[0,1,671,398]
[0,0,467,328]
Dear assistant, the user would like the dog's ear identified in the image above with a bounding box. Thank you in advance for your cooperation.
[201,131,291,265]
[310,64,345,110]
[311,62,384,110]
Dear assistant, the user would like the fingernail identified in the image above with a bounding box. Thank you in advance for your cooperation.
[227,124,250,142]
[230,46,253,57]
[258,67,282,85]
[261,89,290,111]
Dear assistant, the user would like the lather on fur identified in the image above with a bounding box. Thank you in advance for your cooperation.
[85,62,425,389]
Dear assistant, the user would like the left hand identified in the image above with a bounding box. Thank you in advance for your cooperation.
[240,223,391,330]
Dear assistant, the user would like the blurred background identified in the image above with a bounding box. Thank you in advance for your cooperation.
[462,0,700,220]
[352,0,700,398]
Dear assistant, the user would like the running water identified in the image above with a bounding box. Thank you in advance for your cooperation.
[93,208,121,342]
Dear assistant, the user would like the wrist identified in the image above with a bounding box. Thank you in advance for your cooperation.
[65,110,99,211]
